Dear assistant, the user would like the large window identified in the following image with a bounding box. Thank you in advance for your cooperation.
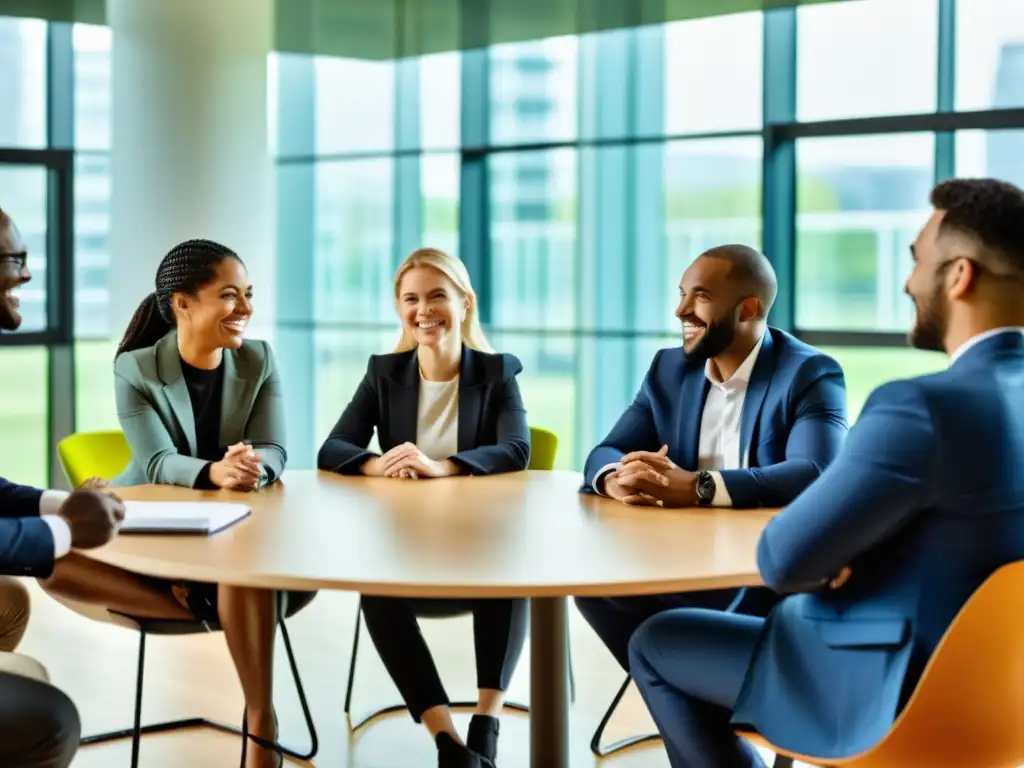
[0,348,48,488]
[0,17,47,149]
[955,0,1024,111]
[796,0,938,121]
[795,134,935,331]
[664,13,763,134]
[957,129,1024,186]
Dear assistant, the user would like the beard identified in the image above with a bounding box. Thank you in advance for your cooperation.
[908,280,948,353]
[682,311,739,362]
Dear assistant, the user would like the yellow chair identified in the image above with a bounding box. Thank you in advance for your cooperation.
[739,559,1024,768]
[528,426,558,470]
[53,430,318,766]
[56,429,132,488]
[343,424,571,731]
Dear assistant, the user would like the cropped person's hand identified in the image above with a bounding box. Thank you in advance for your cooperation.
[614,445,700,508]
[58,489,125,549]
[210,443,264,491]
[79,477,123,503]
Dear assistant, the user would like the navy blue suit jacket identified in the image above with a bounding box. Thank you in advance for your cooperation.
[733,330,1024,759]
[582,327,849,508]
[0,477,55,577]
[317,345,531,476]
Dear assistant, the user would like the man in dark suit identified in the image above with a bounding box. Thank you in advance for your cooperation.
[575,245,849,671]
[1,207,125,767]
[628,177,1024,767]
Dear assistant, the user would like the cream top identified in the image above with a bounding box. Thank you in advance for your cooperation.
[417,373,460,461]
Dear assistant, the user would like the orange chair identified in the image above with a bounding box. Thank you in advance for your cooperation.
[738,560,1024,768]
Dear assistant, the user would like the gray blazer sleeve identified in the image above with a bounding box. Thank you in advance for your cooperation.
[114,355,209,488]
[245,342,287,483]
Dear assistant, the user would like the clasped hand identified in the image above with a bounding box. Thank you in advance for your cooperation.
[363,443,458,480]
[604,444,699,508]
[210,442,265,491]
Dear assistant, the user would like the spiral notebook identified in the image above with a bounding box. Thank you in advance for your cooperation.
[120,501,252,535]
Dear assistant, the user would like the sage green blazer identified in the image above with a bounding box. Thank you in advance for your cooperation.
[110,330,287,488]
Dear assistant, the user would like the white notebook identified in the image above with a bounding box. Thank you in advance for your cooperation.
[120,501,252,535]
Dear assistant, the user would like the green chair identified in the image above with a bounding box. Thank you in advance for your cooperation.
[344,425,575,731]
[55,430,318,767]
[56,429,132,489]
[527,426,558,471]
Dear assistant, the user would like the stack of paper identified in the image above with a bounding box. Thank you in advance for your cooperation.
[120,501,252,535]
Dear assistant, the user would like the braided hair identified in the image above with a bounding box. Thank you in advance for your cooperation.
[116,239,242,358]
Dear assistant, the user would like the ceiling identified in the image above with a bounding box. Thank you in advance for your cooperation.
[1,0,843,59]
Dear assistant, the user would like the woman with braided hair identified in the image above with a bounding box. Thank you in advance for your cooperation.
[40,239,314,768]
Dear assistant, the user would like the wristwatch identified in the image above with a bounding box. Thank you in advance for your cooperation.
[696,470,716,506]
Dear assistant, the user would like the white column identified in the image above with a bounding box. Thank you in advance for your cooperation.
[107,0,275,340]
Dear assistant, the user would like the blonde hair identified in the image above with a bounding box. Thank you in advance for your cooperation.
[393,248,493,353]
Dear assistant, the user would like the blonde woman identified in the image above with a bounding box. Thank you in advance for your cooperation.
[318,248,530,768]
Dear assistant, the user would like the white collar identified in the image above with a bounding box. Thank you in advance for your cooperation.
[950,327,1024,364]
[705,332,766,391]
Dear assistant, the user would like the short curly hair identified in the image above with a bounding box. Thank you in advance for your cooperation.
[930,178,1024,276]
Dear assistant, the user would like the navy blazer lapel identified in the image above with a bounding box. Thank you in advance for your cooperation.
[457,346,484,453]
[389,350,420,448]
[738,331,777,468]
[156,331,197,455]
[676,362,710,471]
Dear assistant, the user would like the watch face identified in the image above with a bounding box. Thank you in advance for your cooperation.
[698,472,715,501]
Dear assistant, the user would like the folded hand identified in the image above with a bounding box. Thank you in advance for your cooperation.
[376,443,457,479]
[211,442,265,491]
[613,445,700,508]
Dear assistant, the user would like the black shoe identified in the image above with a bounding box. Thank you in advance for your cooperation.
[466,715,500,763]
[436,732,496,768]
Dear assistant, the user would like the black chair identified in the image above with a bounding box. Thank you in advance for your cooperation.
[344,596,576,731]
[591,675,793,767]
[77,592,319,768]
[589,674,660,756]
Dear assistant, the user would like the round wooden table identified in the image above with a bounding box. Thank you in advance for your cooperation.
[89,469,776,768]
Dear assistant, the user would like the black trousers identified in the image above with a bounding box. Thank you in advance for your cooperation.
[575,586,780,671]
[360,595,529,721]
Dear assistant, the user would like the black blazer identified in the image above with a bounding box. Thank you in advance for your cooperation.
[317,346,531,476]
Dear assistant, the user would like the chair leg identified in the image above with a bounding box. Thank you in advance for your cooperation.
[277,615,318,760]
[81,620,318,764]
[564,599,576,705]
[131,630,146,768]
[589,674,661,757]
[343,600,362,715]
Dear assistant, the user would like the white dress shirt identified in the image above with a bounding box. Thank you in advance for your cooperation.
[596,333,766,507]
[950,327,1024,364]
[39,490,72,559]
[417,374,460,461]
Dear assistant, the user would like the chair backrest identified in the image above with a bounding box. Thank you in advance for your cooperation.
[841,559,1024,767]
[528,426,558,470]
[57,430,132,489]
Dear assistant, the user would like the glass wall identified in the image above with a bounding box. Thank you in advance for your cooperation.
[3,0,1023,481]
